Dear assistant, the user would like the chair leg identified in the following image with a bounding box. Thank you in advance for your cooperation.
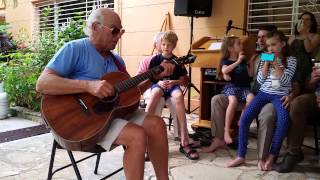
[67,151,82,180]
[47,140,58,180]
[313,119,319,155]
[94,153,101,174]
[168,113,173,131]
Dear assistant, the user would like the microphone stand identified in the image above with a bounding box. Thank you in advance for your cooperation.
[183,16,200,114]
[227,26,250,36]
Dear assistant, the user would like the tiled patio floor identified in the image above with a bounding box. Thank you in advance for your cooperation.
[0,111,319,180]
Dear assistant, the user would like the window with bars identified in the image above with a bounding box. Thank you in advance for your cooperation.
[33,0,114,33]
[247,0,320,35]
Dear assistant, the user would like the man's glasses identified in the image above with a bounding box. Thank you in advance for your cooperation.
[101,25,125,36]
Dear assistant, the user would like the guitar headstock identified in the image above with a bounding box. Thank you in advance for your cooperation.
[148,54,196,77]
[170,54,196,65]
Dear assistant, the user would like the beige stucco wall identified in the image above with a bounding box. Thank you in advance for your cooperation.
[4,0,246,93]
[4,0,34,41]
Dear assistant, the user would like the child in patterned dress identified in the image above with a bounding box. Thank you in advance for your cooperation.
[220,36,255,144]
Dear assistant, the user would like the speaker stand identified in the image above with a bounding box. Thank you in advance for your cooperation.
[183,16,200,114]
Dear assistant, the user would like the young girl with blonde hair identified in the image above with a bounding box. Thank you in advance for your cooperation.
[220,36,254,144]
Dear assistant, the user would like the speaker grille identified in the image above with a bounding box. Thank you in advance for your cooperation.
[174,0,189,16]
[174,0,212,17]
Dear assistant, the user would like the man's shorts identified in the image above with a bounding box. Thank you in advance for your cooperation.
[97,109,147,151]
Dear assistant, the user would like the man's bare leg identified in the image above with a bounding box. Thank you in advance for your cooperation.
[257,159,266,171]
[142,115,169,180]
[226,156,245,167]
[200,137,226,153]
[114,123,147,180]
[264,154,275,171]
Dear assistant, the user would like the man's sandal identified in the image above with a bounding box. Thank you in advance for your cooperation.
[179,144,199,160]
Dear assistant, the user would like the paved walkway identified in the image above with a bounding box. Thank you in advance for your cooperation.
[0,112,319,180]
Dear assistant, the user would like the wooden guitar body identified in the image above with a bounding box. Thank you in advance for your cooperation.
[41,72,140,151]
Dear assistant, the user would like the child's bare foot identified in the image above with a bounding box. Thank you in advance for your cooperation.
[224,130,233,144]
[257,159,266,171]
[226,157,245,167]
[200,138,226,153]
[264,154,275,171]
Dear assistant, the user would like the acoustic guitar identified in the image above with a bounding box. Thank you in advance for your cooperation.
[41,55,196,151]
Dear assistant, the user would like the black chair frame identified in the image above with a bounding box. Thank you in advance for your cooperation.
[303,116,319,155]
[47,140,124,180]
[163,113,174,130]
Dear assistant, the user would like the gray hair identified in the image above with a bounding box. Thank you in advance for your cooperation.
[153,32,165,45]
[84,8,106,36]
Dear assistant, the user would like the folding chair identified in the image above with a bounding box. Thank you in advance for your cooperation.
[304,110,320,155]
[47,139,124,180]
[311,116,319,155]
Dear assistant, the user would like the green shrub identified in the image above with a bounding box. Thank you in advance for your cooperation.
[0,15,86,111]
[0,52,38,109]
[0,22,9,33]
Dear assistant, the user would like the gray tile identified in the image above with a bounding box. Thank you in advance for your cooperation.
[0,111,319,180]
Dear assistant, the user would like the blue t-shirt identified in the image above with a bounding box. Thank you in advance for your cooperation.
[47,38,125,80]
[148,54,187,81]
[222,58,251,87]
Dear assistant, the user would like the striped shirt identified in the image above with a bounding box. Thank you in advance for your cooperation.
[257,56,297,95]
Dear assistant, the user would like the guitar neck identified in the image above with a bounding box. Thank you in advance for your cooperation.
[115,66,164,93]
[115,54,196,93]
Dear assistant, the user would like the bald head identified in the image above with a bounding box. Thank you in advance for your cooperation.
[84,8,120,37]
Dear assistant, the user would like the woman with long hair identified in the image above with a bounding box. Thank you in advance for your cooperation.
[288,11,320,93]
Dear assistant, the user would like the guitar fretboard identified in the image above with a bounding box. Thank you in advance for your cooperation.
[115,66,164,93]
[114,54,196,93]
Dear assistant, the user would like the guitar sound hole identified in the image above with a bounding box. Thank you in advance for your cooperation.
[101,95,116,103]
[93,93,119,114]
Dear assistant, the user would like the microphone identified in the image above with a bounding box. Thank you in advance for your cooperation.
[226,20,233,35]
